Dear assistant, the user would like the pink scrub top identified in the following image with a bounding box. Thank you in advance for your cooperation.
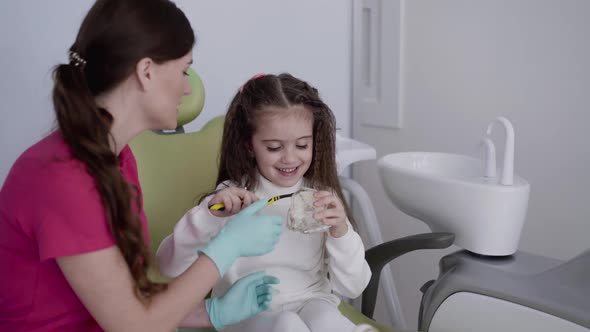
[0,131,149,332]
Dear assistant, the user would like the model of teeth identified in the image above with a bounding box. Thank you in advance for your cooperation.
[287,188,331,234]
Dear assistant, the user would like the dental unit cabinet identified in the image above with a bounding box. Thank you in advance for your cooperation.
[377,117,589,331]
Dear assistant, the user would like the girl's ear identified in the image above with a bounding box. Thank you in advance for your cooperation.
[245,140,254,156]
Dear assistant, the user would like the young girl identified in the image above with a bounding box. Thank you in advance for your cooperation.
[157,73,372,332]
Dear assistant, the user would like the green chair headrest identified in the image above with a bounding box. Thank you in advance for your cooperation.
[177,67,205,127]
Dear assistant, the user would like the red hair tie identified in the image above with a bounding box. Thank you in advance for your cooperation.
[240,73,265,93]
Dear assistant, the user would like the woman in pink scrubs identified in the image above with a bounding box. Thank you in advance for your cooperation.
[0,1,283,331]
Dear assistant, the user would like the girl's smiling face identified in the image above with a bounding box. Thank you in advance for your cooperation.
[250,106,313,188]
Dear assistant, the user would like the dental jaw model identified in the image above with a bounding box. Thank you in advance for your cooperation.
[287,188,331,234]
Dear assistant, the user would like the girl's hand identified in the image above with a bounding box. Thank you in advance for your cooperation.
[313,191,348,238]
[209,187,259,217]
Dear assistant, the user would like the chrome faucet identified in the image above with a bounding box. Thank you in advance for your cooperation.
[486,116,514,185]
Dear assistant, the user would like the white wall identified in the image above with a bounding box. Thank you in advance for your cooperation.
[0,0,352,185]
[0,1,94,185]
[6,0,587,330]
[353,0,590,329]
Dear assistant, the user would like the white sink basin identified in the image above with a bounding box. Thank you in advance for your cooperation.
[336,134,376,175]
[378,152,530,256]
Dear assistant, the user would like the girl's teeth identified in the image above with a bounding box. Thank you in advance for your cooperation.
[279,167,296,172]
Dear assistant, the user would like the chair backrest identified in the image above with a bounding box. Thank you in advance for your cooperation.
[129,68,224,282]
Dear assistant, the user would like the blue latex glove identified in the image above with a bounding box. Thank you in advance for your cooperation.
[205,271,280,330]
[201,198,283,276]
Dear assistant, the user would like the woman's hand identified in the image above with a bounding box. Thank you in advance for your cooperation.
[313,191,349,238]
[205,271,279,330]
[209,187,259,217]
[201,199,283,276]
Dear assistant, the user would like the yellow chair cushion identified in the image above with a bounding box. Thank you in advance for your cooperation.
[130,116,225,283]
[339,302,407,332]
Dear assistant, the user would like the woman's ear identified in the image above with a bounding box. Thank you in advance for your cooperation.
[135,57,154,91]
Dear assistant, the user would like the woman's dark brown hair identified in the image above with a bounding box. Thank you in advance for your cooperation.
[52,0,194,297]
[216,73,356,227]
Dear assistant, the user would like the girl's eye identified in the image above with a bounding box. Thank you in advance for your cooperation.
[267,147,281,152]
[296,145,308,149]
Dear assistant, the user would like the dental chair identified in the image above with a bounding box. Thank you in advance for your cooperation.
[129,69,454,332]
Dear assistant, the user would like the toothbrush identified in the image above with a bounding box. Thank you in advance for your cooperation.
[208,193,294,211]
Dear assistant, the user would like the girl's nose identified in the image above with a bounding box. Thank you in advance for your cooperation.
[281,148,297,163]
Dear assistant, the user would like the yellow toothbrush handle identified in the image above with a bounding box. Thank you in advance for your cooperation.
[209,203,225,211]
[209,195,283,211]
[266,196,281,205]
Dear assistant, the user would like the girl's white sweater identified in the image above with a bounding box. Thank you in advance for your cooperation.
[156,174,371,308]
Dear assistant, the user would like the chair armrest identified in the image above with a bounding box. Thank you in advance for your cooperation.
[361,232,455,318]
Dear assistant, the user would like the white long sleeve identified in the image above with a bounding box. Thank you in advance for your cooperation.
[156,196,227,278]
[156,173,372,309]
[325,221,372,299]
